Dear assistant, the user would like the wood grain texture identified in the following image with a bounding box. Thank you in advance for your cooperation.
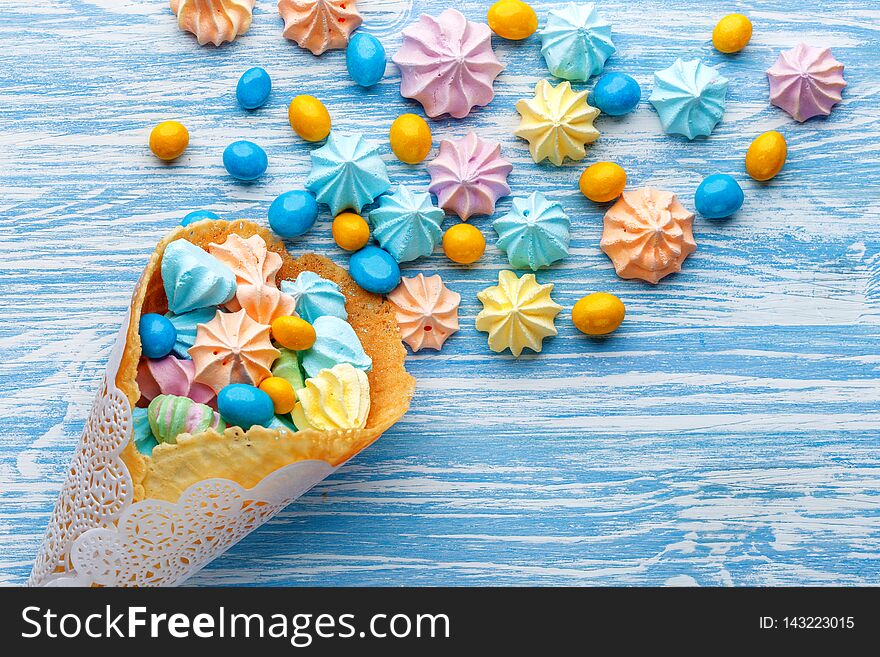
[1,0,879,586]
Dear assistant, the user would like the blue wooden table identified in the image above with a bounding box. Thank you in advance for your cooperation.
[2,0,878,586]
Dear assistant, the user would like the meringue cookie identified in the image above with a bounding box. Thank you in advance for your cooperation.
[161,239,237,314]
[190,309,280,393]
[600,188,697,284]
[493,192,571,271]
[368,186,444,263]
[292,363,371,431]
[514,79,600,165]
[300,315,372,378]
[539,3,615,81]
[280,271,348,323]
[649,59,729,139]
[305,133,391,215]
[170,0,254,47]
[136,355,215,406]
[386,274,461,352]
[132,407,158,456]
[148,394,225,444]
[165,307,217,359]
[271,347,306,393]
[279,0,362,56]
[427,132,512,221]
[476,270,562,357]
[767,43,846,122]
[392,9,504,119]
[207,233,297,324]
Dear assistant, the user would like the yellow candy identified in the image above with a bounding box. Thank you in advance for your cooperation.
[271,315,317,351]
[389,113,432,164]
[288,95,331,142]
[487,0,538,41]
[572,293,625,336]
[746,131,787,182]
[442,223,486,264]
[712,14,752,54]
[332,212,371,251]
[149,121,189,161]
[258,376,297,415]
[579,162,627,203]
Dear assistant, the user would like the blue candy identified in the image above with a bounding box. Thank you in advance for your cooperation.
[591,72,641,116]
[181,209,221,226]
[139,313,177,359]
[346,33,386,88]
[217,384,275,430]
[694,173,744,219]
[348,245,401,294]
[268,190,319,238]
[223,140,268,181]
[236,67,271,110]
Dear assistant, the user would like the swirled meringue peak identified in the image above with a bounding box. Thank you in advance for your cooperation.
[190,308,280,393]
[387,274,461,352]
[649,59,729,139]
[767,43,846,122]
[368,186,444,263]
[301,315,372,378]
[600,188,697,284]
[392,9,504,119]
[161,239,236,314]
[292,363,370,431]
[539,3,615,81]
[493,192,571,271]
[305,133,391,215]
[148,394,225,444]
[515,79,600,165]
[170,0,254,47]
[280,271,348,323]
[279,0,362,56]
[476,270,562,357]
[207,233,296,324]
[427,132,512,221]
[136,355,215,406]
[165,307,217,359]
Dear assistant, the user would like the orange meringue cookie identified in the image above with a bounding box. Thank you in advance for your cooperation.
[600,188,697,284]
[190,309,280,393]
[386,274,461,352]
[279,0,363,56]
[208,234,297,325]
[170,0,255,47]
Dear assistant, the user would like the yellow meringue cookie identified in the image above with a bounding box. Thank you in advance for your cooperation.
[475,270,562,357]
[208,233,297,324]
[514,79,600,166]
[292,363,371,431]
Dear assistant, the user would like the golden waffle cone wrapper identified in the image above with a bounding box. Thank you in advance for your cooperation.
[29,220,414,586]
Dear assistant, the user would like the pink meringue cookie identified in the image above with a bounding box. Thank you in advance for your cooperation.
[427,132,512,220]
[392,9,504,119]
[169,0,254,47]
[767,43,846,122]
[279,0,363,55]
[137,355,216,407]
[386,274,461,352]
[207,234,296,325]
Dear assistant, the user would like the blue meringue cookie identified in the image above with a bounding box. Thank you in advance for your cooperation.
[132,407,159,456]
[649,59,729,139]
[280,271,348,324]
[161,240,236,314]
[368,186,444,263]
[493,192,571,271]
[165,307,218,359]
[539,3,615,81]
[301,315,372,378]
[305,133,391,215]
[268,414,298,433]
